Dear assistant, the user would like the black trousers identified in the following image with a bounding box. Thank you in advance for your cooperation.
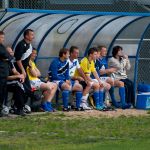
[121,78,135,106]
[7,83,25,110]
[0,77,7,111]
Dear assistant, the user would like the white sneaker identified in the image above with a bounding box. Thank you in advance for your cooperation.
[80,103,92,110]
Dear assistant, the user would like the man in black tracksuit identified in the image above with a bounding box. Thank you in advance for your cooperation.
[14,29,35,100]
[0,31,10,116]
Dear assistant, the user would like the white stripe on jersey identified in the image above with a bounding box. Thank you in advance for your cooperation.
[21,44,32,60]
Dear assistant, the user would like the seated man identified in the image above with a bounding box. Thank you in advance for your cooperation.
[95,45,130,109]
[48,48,83,111]
[75,47,105,111]
[27,49,57,112]
[6,47,26,116]
[68,46,92,110]
[108,45,134,107]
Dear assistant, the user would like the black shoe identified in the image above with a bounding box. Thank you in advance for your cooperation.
[71,105,76,110]
[15,109,26,116]
[106,106,116,111]
[75,107,85,111]
[63,108,70,112]
[0,113,3,117]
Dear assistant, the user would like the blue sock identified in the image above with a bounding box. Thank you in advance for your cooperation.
[103,92,105,102]
[47,102,52,108]
[119,87,131,109]
[119,87,126,106]
[99,91,104,107]
[109,87,120,108]
[93,91,99,107]
[62,90,69,109]
[41,102,50,111]
[76,91,82,108]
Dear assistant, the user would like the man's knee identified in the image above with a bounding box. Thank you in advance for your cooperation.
[73,83,83,91]
[115,80,124,87]
[92,82,100,90]
[107,78,114,86]
[61,83,71,91]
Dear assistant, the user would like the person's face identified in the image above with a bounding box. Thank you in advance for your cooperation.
[31,50,37,60]
[100,47,107,57]
[117,49,123,57]
[91,51,98,61]
[0,34,5,44]
[70,49,79,59]
[7,47,14,57]
[97,51,101,59]
[63,51,70,60]
[25,31,34,42]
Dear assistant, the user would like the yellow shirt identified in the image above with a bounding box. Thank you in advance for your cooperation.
[75,57,95,77]
[27,60,39,81]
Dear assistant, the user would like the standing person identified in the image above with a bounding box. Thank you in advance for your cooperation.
[0,31,11,117]
[68,46,92,110]
[108,45,134,106]
[48,48,83,111]
[75,47,106,111]
[27,49,57,112]
[95,45,130,109]
[14,29,35,99]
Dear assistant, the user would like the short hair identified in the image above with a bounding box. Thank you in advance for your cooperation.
[112,45,123,57]
[87,47,98,56]
[23,29,34,38]
[32,49,37,53]
[59,48,69,57]
[97,45,106,52]
[0,31,4,35]
[70,46,79,54]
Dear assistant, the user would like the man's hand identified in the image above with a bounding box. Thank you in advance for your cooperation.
[98,80,103,88]
[108,68,116,73]
[76,76,84,81]
[100,69,106,75]
[22,70,26,78]
[18,74,25,83]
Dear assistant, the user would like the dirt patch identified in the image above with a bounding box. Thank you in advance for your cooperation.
[61,109,149,119]
[2,109,149,119]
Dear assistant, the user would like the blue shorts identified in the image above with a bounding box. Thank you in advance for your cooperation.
[53,80,75,91]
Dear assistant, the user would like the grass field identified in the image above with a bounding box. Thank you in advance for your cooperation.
[0,112,150,150]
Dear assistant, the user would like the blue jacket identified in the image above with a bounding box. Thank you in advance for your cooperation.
[91,57,108,79]
[48,58,70,81]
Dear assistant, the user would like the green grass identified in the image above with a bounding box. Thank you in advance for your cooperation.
[0,113,150,150]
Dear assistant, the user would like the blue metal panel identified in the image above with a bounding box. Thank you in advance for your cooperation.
[134,23,150,95]
[6,8,150,16]
[36,14,78,58]
[84,16,123,56]
[0,12,25,26]
[12,13,52,49]
[107,16,146,56]
[63,15,101,48]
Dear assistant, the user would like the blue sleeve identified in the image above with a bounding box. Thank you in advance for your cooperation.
[105,59,108,69]
[48,59,64,81]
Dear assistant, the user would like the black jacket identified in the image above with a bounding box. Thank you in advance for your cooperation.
[0,44,10,78]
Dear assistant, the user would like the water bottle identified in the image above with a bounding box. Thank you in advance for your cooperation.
[105,92,110,106]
